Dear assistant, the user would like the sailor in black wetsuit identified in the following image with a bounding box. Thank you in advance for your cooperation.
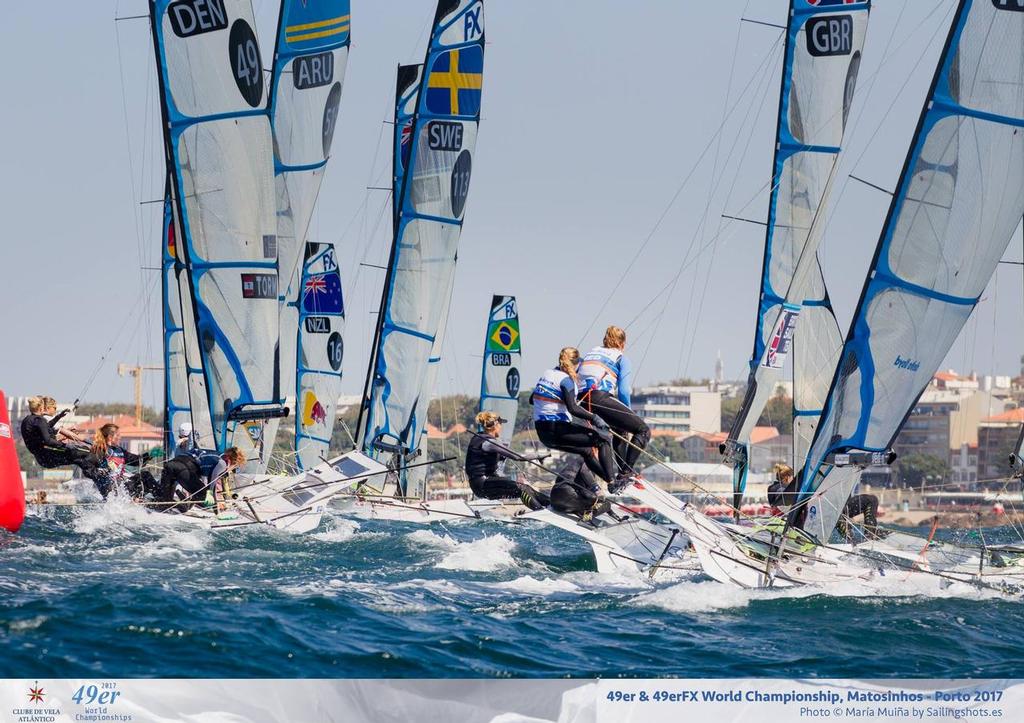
[767,463,800,513]
[465,411,548,509]
[20,397,92,471]
[548,457,611,520]
[837,492,880,540]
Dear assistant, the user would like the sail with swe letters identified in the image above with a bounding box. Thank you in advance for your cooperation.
[797,0,1024,541]
[150,0,282,461]
[268,0,351,470]
[357,0,485,498]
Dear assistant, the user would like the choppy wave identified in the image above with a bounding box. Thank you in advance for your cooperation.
[2,503,1023,678]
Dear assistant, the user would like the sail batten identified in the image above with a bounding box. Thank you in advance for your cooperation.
[357,0,485,498]
[798,0,1024,540]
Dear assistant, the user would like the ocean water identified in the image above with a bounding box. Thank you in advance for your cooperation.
[2,500,1023,679]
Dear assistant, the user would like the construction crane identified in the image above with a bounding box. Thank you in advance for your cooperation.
[117,364,163,425]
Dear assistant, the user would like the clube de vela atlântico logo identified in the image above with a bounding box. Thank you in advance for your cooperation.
[27,682,45,704]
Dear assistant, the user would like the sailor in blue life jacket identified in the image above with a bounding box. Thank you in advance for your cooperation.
[577,326,651,480]
[530,347,617,490]
[464,411,549,510]
[84,423,157,499]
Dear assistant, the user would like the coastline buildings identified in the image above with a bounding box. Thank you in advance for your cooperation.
[632,384,721,435]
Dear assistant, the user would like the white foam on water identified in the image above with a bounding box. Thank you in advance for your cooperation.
[492,576,581,596]
[7,615,48,632]
[312,518,361,543]
[436,534,518,572]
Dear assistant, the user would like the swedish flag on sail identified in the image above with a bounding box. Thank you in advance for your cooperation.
[426,46,483,116]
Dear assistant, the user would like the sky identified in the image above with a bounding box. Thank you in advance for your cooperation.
[1,0,1022,409]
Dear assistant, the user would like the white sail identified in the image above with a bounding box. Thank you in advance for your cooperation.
[150,0,284,465]
[268,0,351,470]
[798,0,1024,541]
[356,0,485,497]
[479,295,522,449]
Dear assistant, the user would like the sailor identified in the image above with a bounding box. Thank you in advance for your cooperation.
[577,326,650,480]
[85,423,156,499]
[767,463,800,514]
[20,396,93,471]
[208,447,245,512]
[837,492,881,540]
[465,411,548,507]
[42,397,86,447]
[548,456,611,521]
[531,347,617,489]
[172,422,196,459]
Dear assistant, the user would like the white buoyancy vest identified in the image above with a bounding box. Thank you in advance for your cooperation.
[578,347,623,394]
[532,369,576,422]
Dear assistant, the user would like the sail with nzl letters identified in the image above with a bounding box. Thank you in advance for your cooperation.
[720,0,870,514]
[356,0,485,497]
[797,0,1024,541]
[268,0,351,470]
[150,0,284,464]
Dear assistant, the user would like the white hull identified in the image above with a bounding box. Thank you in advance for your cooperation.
[519,506,695,576]
[165,451,387,534]
[340,495,481,523]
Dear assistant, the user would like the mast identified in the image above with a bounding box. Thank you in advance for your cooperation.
[720,0,872,516]
[797,0,1024,541]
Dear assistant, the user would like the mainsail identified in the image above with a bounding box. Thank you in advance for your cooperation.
[160,180,193,451]
[479,295,522,449]
[150,0,283,461]
[797,0,1024,541]
[722,0,871,509]
[269,0,351,470]
[356,0,485,496]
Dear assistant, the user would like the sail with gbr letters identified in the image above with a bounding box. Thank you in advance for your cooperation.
[150,0,283,463]
[797,0,1024,541]
[721,0,871,510]
[268,0,351,470]
[479,295,522,448]
[355,0,485,497]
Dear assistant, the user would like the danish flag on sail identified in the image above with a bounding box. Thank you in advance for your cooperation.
[0,390,26,533]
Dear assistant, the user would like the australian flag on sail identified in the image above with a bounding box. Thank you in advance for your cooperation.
[425,46,483,117]
[302,271,343,314]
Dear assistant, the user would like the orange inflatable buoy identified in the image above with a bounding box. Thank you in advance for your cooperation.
[0,390,26,533]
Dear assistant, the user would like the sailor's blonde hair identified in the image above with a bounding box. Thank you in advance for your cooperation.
[774,463,794,483]
[27,397,44,414]
[558,347,580,384]
[476,411,501,430]
[603,326,626,349]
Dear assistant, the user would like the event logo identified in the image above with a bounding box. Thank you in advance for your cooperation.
[28,683,45,704]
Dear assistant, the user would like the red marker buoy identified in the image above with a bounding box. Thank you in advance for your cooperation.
[0,390,26,533]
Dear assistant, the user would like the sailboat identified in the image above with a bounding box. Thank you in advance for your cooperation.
[346,0,486,522]
[680,0,1024,589]
[151,0,385,533]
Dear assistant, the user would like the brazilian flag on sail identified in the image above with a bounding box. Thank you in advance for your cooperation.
[486,318,520,353]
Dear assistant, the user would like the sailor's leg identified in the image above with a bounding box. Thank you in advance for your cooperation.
[478,476,521,499]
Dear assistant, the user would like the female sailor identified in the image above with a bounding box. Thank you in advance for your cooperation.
[86,423,156,499]
[464,411,548,505]
[577,325,650,479]
[530,347,617,489]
